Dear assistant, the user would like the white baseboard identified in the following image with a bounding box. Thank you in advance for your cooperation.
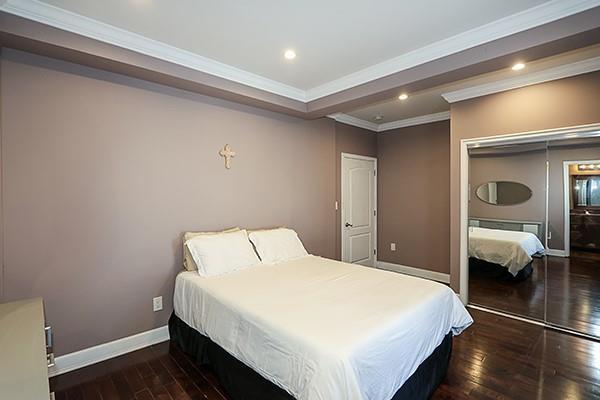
[49,325,169,377]
[546,248,568,257]
[376,261,450,284]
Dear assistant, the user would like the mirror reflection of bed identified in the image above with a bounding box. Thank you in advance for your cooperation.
[468,220,546,320]
[467,138,600,338]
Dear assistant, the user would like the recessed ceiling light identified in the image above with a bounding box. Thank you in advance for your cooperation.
[398,93,408,100]
[511,62,525,71]
[284,49,296,60]
[373,115,384,121]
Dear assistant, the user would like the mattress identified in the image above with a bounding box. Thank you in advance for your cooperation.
[173,255,472,400]
[468,227,545,276]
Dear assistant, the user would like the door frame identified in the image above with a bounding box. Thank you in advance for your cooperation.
[459,123,600,305]
[563,159,600,258]
[341,152,378,266]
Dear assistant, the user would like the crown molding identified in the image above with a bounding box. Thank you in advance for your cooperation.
[304,0,600,101]
[2,0,599,104]
[442,55,600,103]
[328,113,379,132]
[378,111,451,132]
[330,111,451,133]
[0,0,307,101]
[336,55,600,134]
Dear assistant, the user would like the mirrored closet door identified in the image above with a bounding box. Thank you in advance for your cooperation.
[467,135,600,339]
[468,142,548,322]
[546,137,600,337]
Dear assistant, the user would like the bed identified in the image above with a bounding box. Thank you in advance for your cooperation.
[171,254,472,400]
[468,227,545,280]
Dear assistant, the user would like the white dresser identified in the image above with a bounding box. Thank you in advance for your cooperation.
[0,298,54,399]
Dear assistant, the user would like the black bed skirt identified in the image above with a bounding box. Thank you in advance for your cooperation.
[469,257,533,282]
[168,313,452,400]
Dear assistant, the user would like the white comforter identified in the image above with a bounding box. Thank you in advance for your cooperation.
[173,255,472,400]
[469,227,545,276]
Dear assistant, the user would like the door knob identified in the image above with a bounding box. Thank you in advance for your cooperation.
[345,222,353,227]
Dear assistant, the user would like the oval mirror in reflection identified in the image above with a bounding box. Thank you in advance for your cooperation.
[475,181,532,205]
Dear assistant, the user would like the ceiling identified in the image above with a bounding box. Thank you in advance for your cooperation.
[36,0,548,91]
[347,44,600,124]
[1,0,598,123]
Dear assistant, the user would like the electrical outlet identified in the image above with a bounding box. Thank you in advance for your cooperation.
[153,296,163,312]
[390,243,396,251]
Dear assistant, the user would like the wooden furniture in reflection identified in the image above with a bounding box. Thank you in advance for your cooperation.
[570,211,600,251]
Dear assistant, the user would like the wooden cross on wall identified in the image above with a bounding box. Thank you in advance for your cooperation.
[219,144,236,169]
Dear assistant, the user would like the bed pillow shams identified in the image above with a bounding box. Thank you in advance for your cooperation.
[186,229,260,277]
[182,227,239,271]
[248,228,308,263]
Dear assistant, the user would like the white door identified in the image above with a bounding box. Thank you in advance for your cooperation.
[341,154,377,266]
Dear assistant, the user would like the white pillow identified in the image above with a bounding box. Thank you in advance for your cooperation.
[186,229,260,277]
[248,228,308,264]
[182,227,240,271]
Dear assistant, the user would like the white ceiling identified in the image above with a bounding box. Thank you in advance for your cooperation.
[347,44,600,125]
[37,0,549,91]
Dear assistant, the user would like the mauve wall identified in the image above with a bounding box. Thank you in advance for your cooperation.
[469,150,547,224]
[450,71,600,291]
[334,123,378,260]
[0,49,341,356]
[377,121,450,274]
[469,145,600,251]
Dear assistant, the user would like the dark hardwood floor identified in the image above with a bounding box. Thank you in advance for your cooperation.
[470,250,600,337]
[50,338,228,400]
[547,250,600,337]
[432,309,600,400]
[50,309,600,400]
[469,257,546,320]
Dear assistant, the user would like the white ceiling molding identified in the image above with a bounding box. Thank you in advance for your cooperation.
[378,111,451,132]
[2,0,599,104]
[442,55,600,103]
[328,113,379,132]
[304,0,600,101]
[0,0,308,101]
[330,111,451,133]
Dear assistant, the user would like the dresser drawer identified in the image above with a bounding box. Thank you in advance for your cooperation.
[0,298,52,399]
[45,325,55,368]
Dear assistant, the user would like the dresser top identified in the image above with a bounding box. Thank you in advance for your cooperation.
[0,298,49,400]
